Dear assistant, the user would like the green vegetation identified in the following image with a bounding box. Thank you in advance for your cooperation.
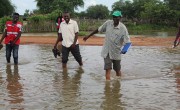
[86,5,109,19]
[0,0,179,35]
[0,16,11,32]
[78,31,89,36]
[0,0,14,18]
[35,0,84,14]
[126,23,177,35]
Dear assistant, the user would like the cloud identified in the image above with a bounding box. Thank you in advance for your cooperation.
[76,0,97,12]
[11,0,118,14]
[11,0,37,15]
[76,0,117,12]
[85,0,97,8]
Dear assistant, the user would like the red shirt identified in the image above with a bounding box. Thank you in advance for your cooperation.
[57,18,64,29]
[4,21,22,45]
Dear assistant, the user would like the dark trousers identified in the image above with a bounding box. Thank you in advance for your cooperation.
[62,44,82,65]
[6,44,19,64]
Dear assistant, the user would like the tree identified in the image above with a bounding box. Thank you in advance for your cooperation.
[164,0,180,10]
[35,0,84,14]
[140,1,176,24]
[86,5,109,19]
[112,0,134,19]
[0,0,15,17]
[76,11,87,19]
[163,0,180,22]
[35,0,55,14]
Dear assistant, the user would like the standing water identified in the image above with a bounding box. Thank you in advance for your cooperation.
[0,45,180,110]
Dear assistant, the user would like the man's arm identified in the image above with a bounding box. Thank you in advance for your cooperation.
[0,29,7,44]
[83,29,99,41]
[83,20,109,41]
[121,25,131,54]
[74,32,78,44]
[54,33,62,49]
[71,32,78,48]
[173,27,180,47]
[12,31,21,45]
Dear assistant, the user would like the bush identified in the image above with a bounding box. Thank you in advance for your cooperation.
[0,16,11,32]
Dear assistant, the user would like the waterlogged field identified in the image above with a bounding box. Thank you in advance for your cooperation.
[0,45,180,110]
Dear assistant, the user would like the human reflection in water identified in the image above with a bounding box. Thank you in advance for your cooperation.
[174,69,180,93]
[101,80,123,110]
[56,67,84,109]
[6,65,24,109]
[173,65,180,109]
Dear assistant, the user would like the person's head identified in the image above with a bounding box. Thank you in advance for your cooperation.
[63,11,70,23]
[112,10,122,25]
[12,13,19,23]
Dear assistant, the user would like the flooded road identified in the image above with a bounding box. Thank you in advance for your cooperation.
[0,45,180,110]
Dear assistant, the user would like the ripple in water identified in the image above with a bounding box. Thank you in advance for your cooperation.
[0,45,179,110]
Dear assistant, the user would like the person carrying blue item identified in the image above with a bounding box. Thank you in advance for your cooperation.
[83,10,131,80]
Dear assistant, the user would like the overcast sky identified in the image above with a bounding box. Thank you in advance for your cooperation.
[11,0,119,15]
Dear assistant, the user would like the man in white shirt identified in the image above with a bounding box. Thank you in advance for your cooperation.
[54,11,83,68]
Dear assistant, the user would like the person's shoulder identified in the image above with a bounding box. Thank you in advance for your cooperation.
[119,22,126,27]
[16,22,23,27]
[61,20,66,24]
[70,19,77,23]
[70,19,78,25]
[17,21,22,24]
[105,20,112,23]
[100,20,112,26]
[6,21,12,24]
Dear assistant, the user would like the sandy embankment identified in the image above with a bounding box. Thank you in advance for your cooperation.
[19,33,175,46]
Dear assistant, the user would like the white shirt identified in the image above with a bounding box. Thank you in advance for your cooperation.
[59,19,79,47]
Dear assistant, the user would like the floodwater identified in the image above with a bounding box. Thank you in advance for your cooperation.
[0,45,180,110]
[128,30,177,37]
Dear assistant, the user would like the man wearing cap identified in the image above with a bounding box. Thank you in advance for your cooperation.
[83,10,131,80]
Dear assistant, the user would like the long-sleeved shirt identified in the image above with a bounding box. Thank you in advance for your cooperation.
[98,20,130,60]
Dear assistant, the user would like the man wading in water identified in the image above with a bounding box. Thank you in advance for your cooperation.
[0,13,22,65]
[83,10,131,80]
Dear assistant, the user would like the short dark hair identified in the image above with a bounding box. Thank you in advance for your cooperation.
[13,13,19,16]
[63,10,70,14]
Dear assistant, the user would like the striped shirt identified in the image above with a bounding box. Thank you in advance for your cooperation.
[98,20,130,60]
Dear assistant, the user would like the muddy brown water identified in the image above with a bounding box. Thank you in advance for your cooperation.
[0,45,180,110]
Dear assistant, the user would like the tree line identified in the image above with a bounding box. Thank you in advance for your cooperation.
[0,0,179,32]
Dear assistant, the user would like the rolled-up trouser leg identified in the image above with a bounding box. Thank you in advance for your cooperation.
[62,45,70,64]
[6,44,12,63]
[70,44,82,65]
[13,45,19,64]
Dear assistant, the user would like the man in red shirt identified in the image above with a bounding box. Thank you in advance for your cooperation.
[0,13,22,65]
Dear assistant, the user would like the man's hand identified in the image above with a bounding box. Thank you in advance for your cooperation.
[83,36,88,41]
[173,40,179,48]
[10,41,15,46]
[54,45,57,49]
[121,51,126,54]
[71,43,76,49]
